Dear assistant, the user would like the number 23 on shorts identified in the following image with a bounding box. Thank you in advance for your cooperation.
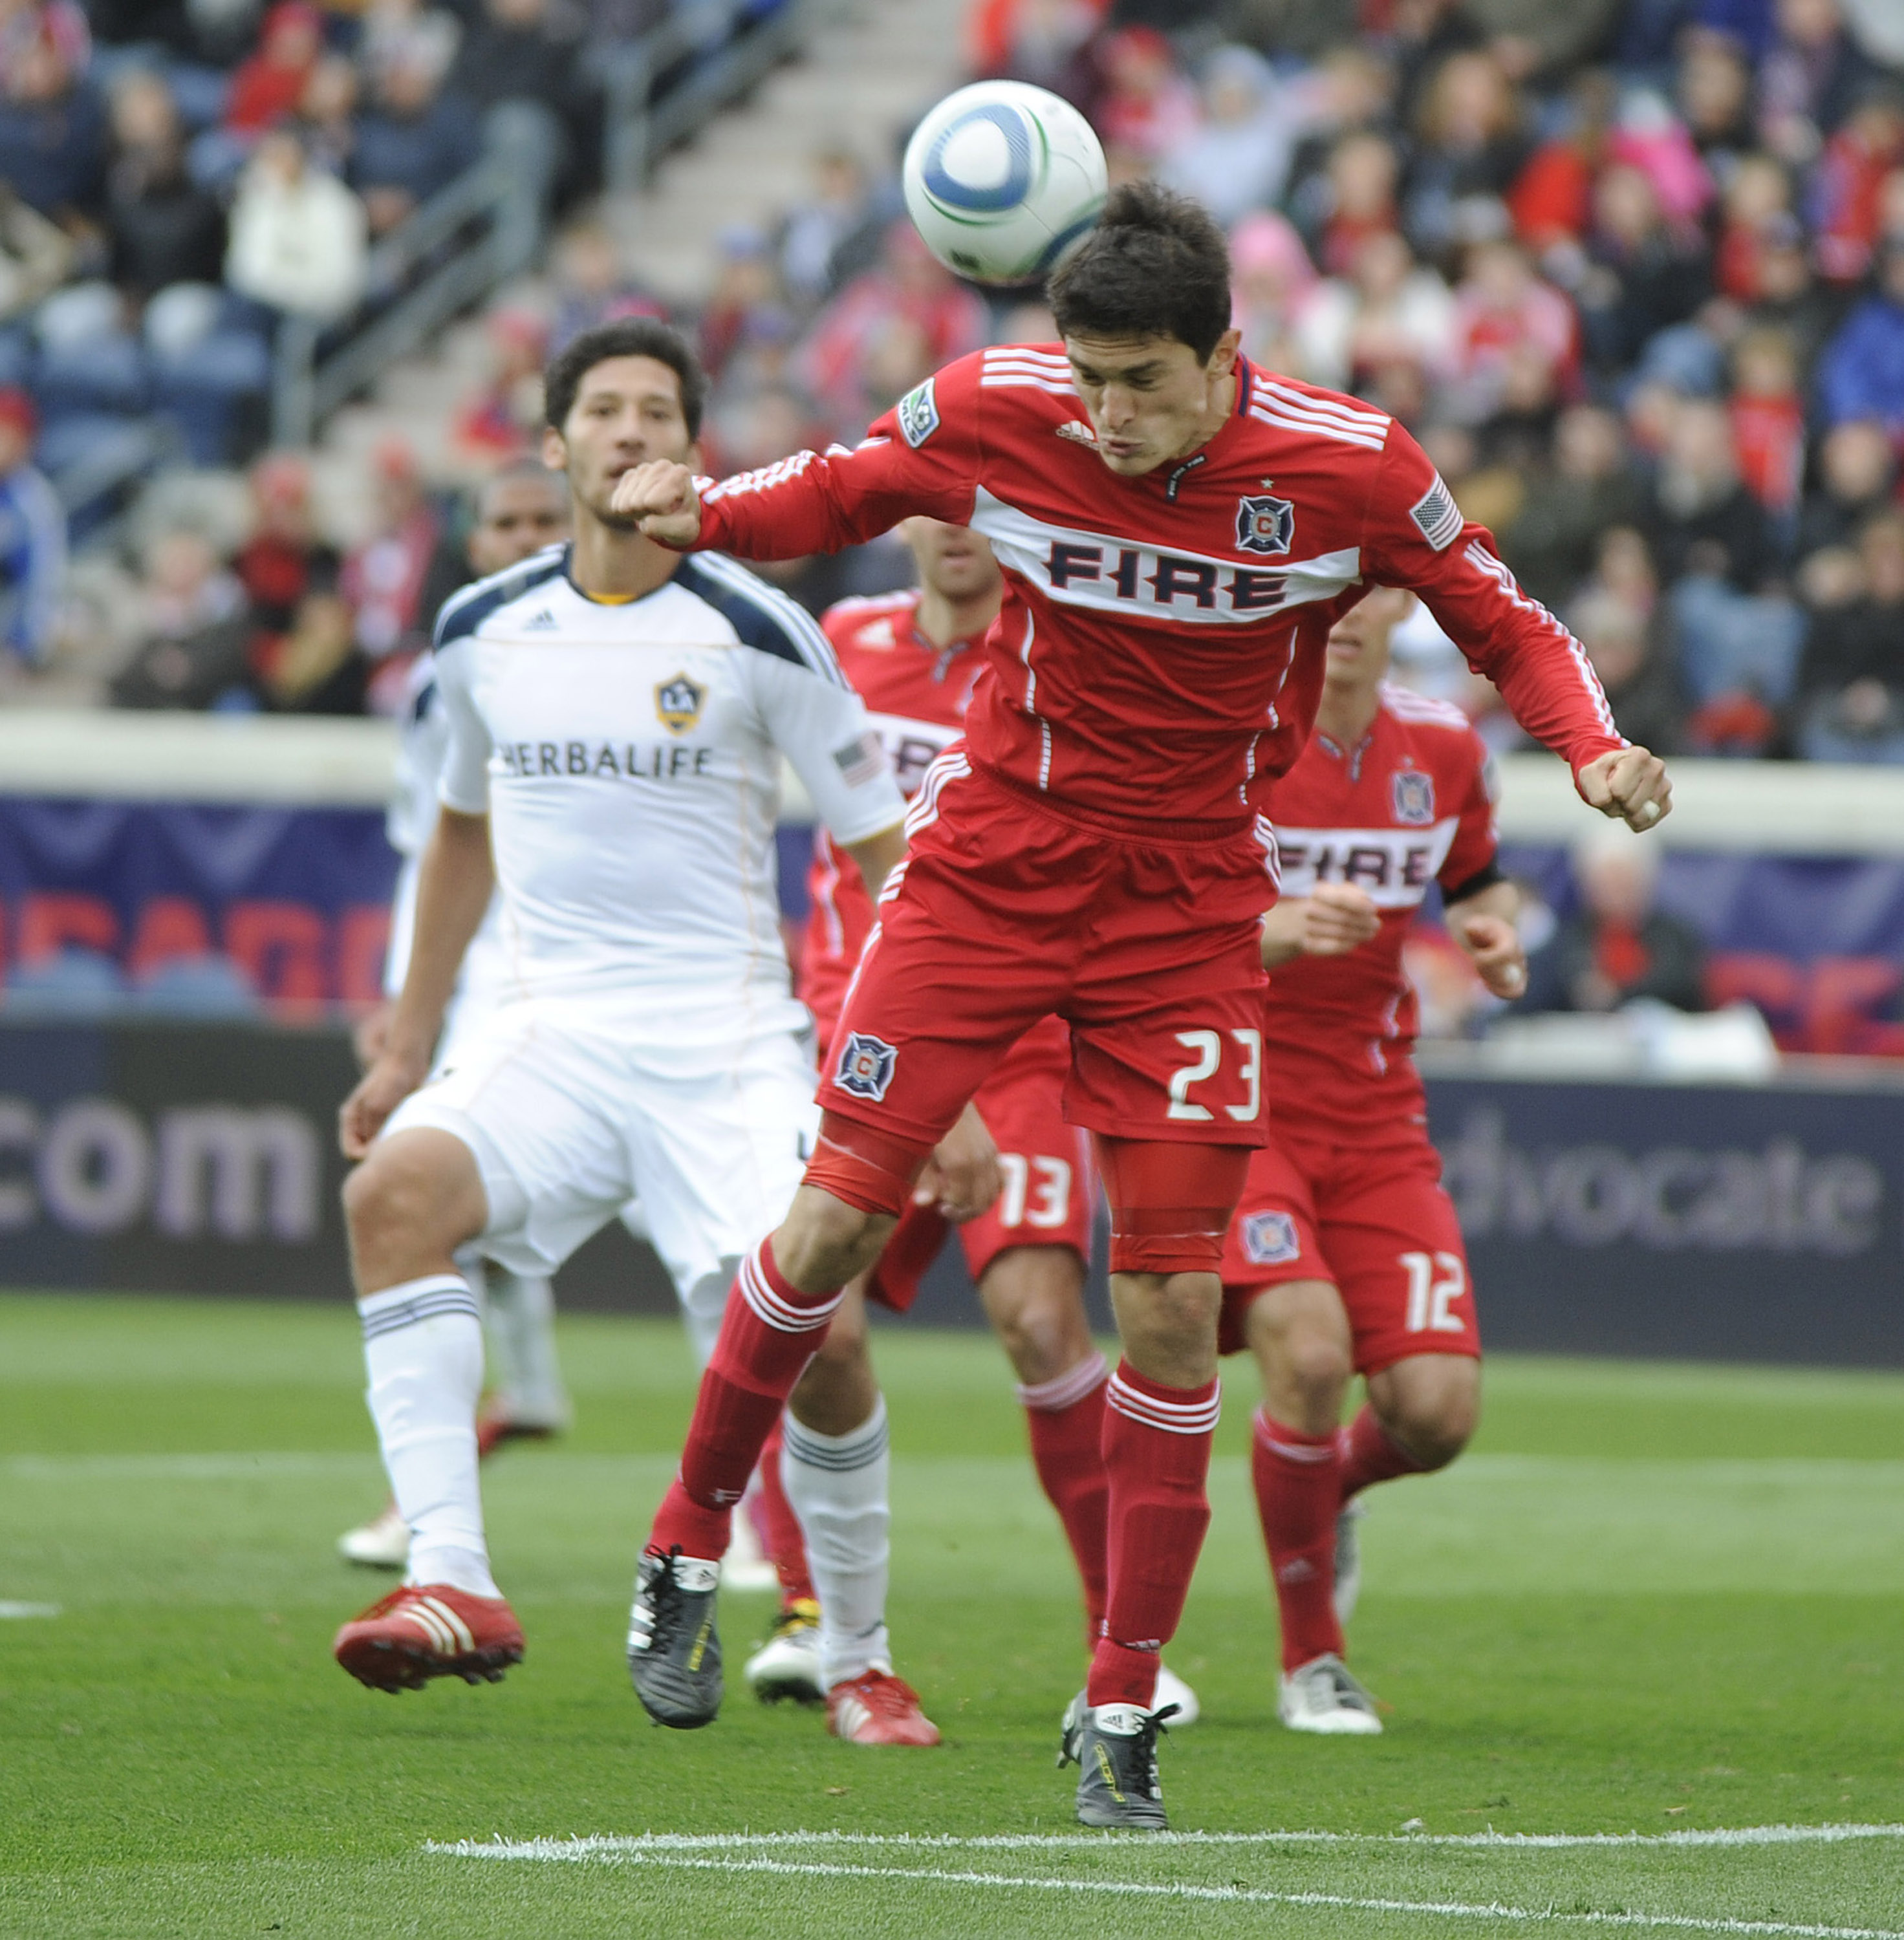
[1166,1028,1262,1124]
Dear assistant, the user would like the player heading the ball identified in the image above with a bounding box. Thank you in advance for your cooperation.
[615,179,1669,1830]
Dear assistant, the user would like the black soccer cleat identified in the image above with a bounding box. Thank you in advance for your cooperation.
[627,1547,723,1728]
[1058,1688,1178,1830]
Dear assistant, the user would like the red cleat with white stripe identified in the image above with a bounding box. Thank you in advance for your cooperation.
[826,1670,942,1747]
[332,1584,525,1692]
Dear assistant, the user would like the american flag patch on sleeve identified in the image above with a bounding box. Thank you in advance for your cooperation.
[832,733,887,786]
[1410,475,1464,552]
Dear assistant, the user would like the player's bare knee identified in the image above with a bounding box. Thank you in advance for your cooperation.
[773,1185,892,1293]
[980,1249,1091,1385]
[1111,1270,1221,1387]
[1369,1356,1480,1469]
[1284,1330,1354,1410]
[343,1132,481,1289]
[1245,1282,1350,1383]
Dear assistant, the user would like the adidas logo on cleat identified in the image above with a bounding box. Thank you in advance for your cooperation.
[332,1583,525,1694]
[396,1595,475,1656]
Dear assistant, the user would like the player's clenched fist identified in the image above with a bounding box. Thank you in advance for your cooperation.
[1577,746,1671,832]
[911,1100,1002,1223]
[609,460,702,546]
[1454,912,1527,1000]
[338,1051,428,1161]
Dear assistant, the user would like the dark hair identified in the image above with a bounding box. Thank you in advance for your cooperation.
[1047,180,1232,362]
[543,318,708,438]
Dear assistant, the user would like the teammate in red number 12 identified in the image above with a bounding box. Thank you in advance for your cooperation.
[614,182,1671,1829]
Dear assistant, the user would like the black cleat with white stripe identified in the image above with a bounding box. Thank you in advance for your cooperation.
[628,1547,724,1727]
[1059,1689,1176,1830]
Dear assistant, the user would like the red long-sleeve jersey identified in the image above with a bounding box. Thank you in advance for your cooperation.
[1262,682,1500,1132]
[695,345,1622,832]
[801,588,984,1034]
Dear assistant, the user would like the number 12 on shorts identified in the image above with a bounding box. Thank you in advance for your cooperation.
[1401,1250,1467,1333]
[1166,1028,1262,1123]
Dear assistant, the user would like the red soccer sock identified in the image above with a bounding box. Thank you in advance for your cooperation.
[1338,1403,1428,1501]
[1018,1353,1111,1641]
[1087,1361,1219,1710]
[753,1420,815,1606]
[1251,1409,1345,1673]
[649,1238,841,1562]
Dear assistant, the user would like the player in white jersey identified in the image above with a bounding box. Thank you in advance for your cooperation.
[338,462,574,1571]
[327,323,982,1721]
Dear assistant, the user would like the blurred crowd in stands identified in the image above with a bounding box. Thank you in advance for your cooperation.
[2,0,1903,775]
[0,0,704,700]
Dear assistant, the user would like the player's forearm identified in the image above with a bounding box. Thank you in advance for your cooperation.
[1415,540,1625,780]
[845,822,907,901]
[701,435,967,561]
[1259,899,1312,968]
[386,808,493,1067]
[698,454,874,561]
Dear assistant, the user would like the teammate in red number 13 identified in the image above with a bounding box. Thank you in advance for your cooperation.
[612,182,1671,1829]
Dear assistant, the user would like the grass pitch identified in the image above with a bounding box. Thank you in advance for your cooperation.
[0,1291,1899,1939]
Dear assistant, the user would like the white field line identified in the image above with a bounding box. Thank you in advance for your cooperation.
[433,1825,1904,1856]
[0,1600,60,1618]
[427,1845,1904,1939]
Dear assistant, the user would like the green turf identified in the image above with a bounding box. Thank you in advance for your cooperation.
[0,1291,1899,1939]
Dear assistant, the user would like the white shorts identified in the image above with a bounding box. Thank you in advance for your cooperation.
[384,995,818,1328]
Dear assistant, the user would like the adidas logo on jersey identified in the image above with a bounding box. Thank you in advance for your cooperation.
[522,608,559,632]
[1055,420,1097,446]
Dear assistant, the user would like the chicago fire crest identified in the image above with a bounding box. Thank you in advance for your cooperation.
[835,1031,897,1101]
[1235,491,1295,556]
[1390,768,1436,826]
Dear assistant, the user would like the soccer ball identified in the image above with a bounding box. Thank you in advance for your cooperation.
[902,81,1108,288]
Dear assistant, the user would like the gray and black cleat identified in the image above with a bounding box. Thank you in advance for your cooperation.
[1058,1688,1177,1829]
[627,1547,723,1727]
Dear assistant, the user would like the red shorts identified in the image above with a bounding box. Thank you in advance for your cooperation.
[820,756,1275,1149]
[1217,1125,1481,1374]
[861,1015,1096,1311]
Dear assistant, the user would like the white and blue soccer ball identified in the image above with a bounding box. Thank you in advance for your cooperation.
[902,80,1108,288]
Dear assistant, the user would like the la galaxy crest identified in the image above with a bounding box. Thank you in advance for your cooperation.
[655,673,706,735]
[1391,767,1436,826]
[1235,485,1295,557]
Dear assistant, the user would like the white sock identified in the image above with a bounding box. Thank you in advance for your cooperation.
[359,1275,499,1599]
[482,1266,570,1429]
[781,1397,891,1690]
